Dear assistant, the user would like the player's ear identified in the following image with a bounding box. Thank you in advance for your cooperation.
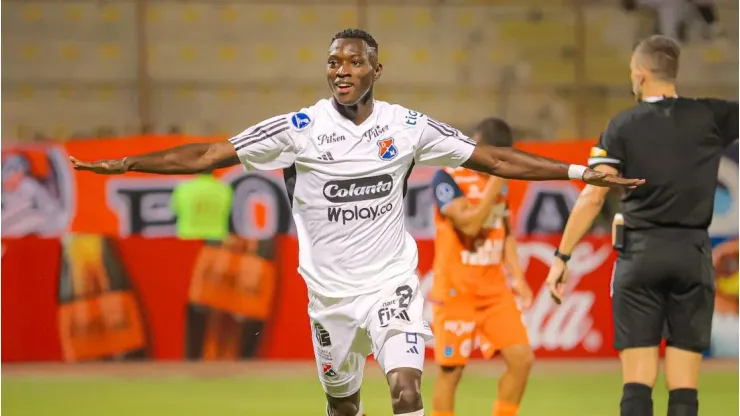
[636,69,647,87]
[634,56,649,85]
[374,63,383,81]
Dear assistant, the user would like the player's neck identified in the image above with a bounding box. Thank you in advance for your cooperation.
[331,95,374,126]
[641,82,677,100]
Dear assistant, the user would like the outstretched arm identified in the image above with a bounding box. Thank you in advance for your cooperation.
[463,144,570,180]
[71,141,238,175]
[70,113,300,175]
[462,144,644,188]
[412,114,643,188]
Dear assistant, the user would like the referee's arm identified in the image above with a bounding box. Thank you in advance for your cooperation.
[547,120,623,301]
[558,118,624,256]
[555,165,614,256]
[706,98,739,147]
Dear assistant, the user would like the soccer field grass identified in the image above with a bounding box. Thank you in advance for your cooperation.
[3,361,737,416]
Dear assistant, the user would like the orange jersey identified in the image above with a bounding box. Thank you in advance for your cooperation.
[430,167,510,305]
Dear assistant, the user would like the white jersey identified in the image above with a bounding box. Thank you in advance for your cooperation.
[228,99,476,297]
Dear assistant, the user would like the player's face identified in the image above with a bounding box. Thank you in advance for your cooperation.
[629,53,646,101]
[327,39,381,106]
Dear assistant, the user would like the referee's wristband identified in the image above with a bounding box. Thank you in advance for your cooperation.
[568,164,587,180]
[554,249,571,263]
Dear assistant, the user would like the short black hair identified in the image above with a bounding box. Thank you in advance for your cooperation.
[331,28,379,54]
[474,117,513,147]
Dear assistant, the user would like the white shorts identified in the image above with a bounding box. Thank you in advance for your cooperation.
[308,274,433,398]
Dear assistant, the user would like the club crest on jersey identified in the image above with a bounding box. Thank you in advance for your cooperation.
[377,138,398,161]
[322,363,337,377]
[290,112,311,131]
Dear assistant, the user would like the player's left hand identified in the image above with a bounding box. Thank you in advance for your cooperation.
[583,169,645,188]
[546,257,569,305]
[69,156,127,174]
[511,278,533,309]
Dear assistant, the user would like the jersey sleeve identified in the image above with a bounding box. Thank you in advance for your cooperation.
[414,115,477,167]
[706,99,738,147]
[228,112,306,171]
[430,169,465,213]
[588,118,625,171]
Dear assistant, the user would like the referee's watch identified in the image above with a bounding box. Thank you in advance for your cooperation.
[554,249,571,263]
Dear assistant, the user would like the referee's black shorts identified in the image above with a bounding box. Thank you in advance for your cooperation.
[611,228,715,352]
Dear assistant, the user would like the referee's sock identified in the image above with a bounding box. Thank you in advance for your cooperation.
[668,388,698,416]
[621,383,653,416]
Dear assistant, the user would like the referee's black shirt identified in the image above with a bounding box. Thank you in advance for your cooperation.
[587,97,738,231]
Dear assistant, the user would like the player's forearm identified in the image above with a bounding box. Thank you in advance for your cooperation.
[454,177,506,236]
[558,186,607,255]
[123,144,221,174]
[463,145,573,181]
[504,236,525,280]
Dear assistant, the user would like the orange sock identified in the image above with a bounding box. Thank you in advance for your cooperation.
[493,400,519,416]
[430,412,454,416]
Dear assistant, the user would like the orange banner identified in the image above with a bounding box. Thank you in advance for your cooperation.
[2,234,620,362]
[4,136,629,363]
[2,135,597,239]
[3,136,737,362]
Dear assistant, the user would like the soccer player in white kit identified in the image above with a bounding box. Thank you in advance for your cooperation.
[70,29,643,416]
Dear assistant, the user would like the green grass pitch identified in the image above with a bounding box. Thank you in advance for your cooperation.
[3,361,737,415]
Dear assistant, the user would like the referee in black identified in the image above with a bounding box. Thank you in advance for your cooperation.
[544,34,738,416]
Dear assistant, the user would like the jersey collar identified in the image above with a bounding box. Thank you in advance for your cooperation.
[642,95,678,103]
[324,98,381,135]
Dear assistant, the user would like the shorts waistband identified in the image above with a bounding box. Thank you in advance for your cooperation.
[625,227,707,235]
[624,227,709,246]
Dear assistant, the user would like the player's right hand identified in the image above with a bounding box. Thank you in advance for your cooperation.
[511,278,534,310]
[583,168,645,188]
[546,257,569,305]
[69,156,127,175]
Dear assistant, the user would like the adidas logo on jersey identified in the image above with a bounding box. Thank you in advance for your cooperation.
[406,346,419,354]
[318,151,334,161]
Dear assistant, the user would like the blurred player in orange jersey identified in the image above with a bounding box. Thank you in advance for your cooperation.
[429,118,534,416]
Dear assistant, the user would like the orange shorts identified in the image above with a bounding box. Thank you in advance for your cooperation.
[432,290,529,366]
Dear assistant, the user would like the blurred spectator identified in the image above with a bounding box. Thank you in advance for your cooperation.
[622,0,725,42]
[622,0,687,41]
[691,0,726,40]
